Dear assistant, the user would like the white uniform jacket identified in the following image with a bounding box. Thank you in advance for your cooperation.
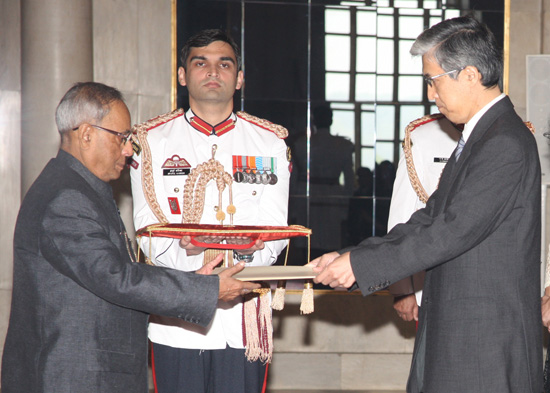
[130,109,290,350]
[387,115,461,304]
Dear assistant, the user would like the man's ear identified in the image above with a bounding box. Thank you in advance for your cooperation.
[178,67,187,87]
[77,124,93,149]
[463,65,481,84]
[235,70,244,91]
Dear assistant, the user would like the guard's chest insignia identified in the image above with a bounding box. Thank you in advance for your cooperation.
[168,197,181,214]
[131,138,141,155]
[162,155,191,176]
[232,155,278,185]
[434,157,449,163]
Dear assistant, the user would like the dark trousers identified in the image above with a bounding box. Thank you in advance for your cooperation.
[152,342,267,393]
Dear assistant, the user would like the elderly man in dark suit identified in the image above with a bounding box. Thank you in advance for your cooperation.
[311,16,542,393]
[1,82,259,393]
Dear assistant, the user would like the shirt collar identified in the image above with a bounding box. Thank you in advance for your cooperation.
[185,109,236,137]
[462,93,506,143]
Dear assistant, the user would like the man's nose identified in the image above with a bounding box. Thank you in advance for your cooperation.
[122,139,133,156]
[427,84,436,101]
[207,65,219,77]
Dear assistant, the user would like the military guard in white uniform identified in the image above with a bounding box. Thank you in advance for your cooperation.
[130,29,290,393]
[387,114,460,321]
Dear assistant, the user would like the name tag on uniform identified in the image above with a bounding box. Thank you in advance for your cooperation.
[162,155,191,176]
[434,157,449,163]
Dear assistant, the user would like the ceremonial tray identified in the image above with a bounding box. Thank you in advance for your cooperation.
[136,223,312,250]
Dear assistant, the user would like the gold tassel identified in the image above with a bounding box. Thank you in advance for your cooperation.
[243,288,272,363]
[243,294,261,362]
[271,280,286,311]
[300,279,314,314]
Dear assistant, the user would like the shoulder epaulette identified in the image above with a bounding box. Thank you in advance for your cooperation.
[132,108,185,135]
[406,113,444,135]
[236,111,288,139]
[402,114,445,204]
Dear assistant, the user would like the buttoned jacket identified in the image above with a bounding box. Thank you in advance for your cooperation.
[349,97,542,392]
[130,109,289,349]
[1,151,218,393]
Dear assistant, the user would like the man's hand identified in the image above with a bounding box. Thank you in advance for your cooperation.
[393,294,418,322]
[217,262,260,302]
[179,236,264,256]
[542,287,550,331]
[310,251,355,289]
[180,235,225,256]
[196,253,224,275]
[225,238,264,255]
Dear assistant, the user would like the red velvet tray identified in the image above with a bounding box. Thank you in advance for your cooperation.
[136,223,312,250]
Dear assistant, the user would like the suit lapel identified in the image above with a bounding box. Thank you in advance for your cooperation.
[433,97,513,214]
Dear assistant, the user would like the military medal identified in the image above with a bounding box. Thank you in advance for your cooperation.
[233,155,278,185]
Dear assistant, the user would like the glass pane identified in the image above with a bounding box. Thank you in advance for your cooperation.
[375,141,395,164]
[430,16,443,27]
[326,35,351,72]
[325,9,350,34]
[332,110,355,143]
[361,110,375,145]
[398,40,420,74]
[398,76,423,101]
[332,102,354,110]
[361,147,375,169]
[446,10,461,19]
[376,75,393,102]
[394,0,419,8]
[430,104,439,113]
[326,73,350,101]
[399,16,425,39]
[357,37,376,72]
[424,0,439,9]
[377,39,394,74]
[356,74,376,101]
[357,10,376,35]
[400,105,425,138]
[377,14,394,38]
[375,105,395,140]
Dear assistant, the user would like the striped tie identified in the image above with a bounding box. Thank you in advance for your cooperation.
[455,136,465,159]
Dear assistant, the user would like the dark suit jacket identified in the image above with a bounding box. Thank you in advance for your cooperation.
[1,150,219,393]
[350,97,542,392]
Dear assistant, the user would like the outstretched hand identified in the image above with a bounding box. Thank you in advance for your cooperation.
[217,262,260,302]
[309,251,356,289]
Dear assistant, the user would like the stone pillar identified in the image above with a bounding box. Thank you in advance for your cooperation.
[21,0,93,193]
[0,0,22,375]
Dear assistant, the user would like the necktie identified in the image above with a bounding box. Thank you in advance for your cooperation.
[455,136,465,159]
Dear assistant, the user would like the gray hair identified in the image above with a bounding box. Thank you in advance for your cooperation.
[55,82,124,136]
[410,16,502,89]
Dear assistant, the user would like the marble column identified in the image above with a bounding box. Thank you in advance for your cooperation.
[21,0,93,193]
[0,0,22,375]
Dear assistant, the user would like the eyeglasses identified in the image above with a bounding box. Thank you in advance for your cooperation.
[424,67,465,87]
[72,124,132,145]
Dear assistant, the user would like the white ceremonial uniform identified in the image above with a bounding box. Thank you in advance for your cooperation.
[387,115,461,305]
[130,108,290,350]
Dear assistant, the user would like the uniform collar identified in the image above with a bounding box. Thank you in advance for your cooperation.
[185,109,236,137]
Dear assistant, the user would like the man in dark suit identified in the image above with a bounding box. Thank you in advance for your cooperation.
[311,16,542,393]
[1,82,259,393]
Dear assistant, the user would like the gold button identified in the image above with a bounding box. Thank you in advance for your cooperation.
[174,188,179,193]
[252,191,257,196]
